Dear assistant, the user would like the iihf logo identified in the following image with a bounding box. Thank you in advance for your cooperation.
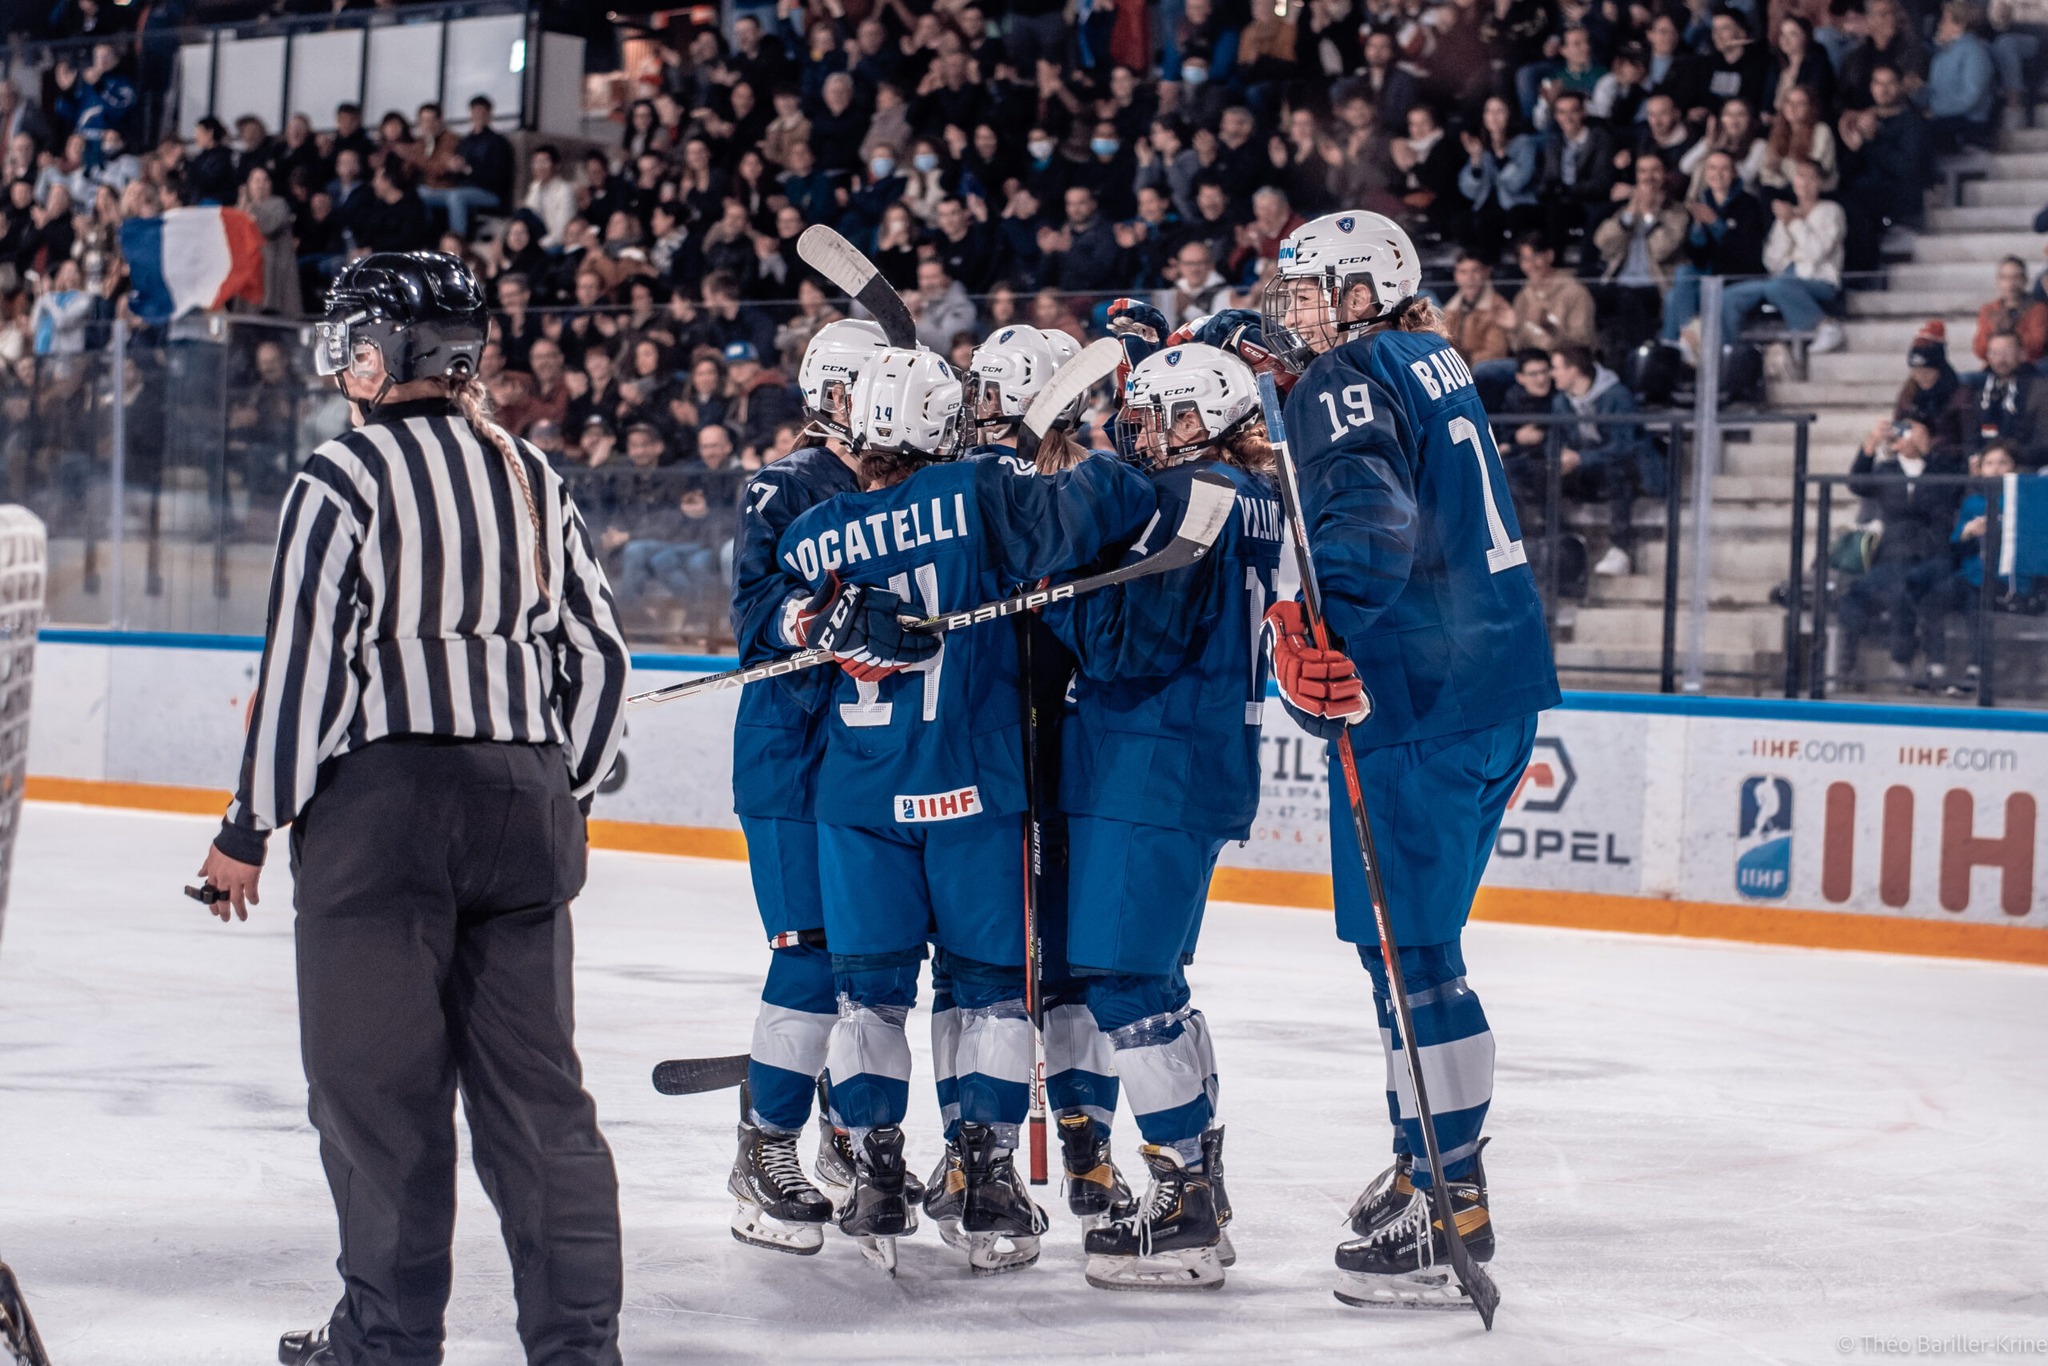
[1736,776,1793,900]
[1165,350,1182,366]
[900,797,917,822]
[1336,216,1356,232]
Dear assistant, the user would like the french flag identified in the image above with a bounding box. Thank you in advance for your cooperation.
[119,208,265,322]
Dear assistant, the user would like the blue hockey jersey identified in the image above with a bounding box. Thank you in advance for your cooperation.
[777,452,1155,829]
[729,443,861,820]
[1285,327,1560,748]
[1046,458,1283,840]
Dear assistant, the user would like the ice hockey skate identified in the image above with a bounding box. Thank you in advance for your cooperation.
[1333,1144,1493,1311]
[813,1078,920,1231]
[1057,1110,1135,1232]
[836,1124,914,1275]
[922,1140,970,1249]
[727,1097,833,1255]
[1202,1126,1237,1268]
[1083,1145,1225,1291]
[958,1122,1048,1274]
[1345,1152,1415,1239]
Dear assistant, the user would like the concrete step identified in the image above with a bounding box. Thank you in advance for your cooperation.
[1733,410,1873,445]
[1805,351,1919,382]
[1568,605,1787,651]
[1907,230,2043,264]
[1838,315,1978,351]
[1561,500,1812,538]
[1999,127,2048,153]
[1959,177,2048,207]
[1846,289,1985,318]
[1553,642,1766,678]
[1579,573,1776,608]
[1767,377,1910,407]
[1926,204,2039,231]
[1886,261,2016,291]
[1720,441,1861,479]
[1978,151,2048,177]
[1634,535,1797,583]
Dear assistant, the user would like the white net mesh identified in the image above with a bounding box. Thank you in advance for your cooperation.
[0,507,44,951]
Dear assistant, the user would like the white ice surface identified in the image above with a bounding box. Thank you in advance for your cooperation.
[1,802,2044,1366]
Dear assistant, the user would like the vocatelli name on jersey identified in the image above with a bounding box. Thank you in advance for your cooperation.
[781,493,975,579]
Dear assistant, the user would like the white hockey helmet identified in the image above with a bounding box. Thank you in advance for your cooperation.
[1261,210,1421,364]
[798,318,890,439]
[848,347,968,460]
[967,325,1061,433]
[1119,343,1260,468]
[1040,328,1080,366]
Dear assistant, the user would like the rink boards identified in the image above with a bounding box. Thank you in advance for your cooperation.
[21,631,2048,966]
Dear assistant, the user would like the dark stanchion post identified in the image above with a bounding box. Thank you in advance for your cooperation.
[1810,480,1834,699]
[1544,423,1563,627]
[1978,484,1999,708]
[1783,416,1809,698]
[1660,417,1683,694]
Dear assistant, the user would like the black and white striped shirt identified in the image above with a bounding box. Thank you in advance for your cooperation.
[215,397,629,864]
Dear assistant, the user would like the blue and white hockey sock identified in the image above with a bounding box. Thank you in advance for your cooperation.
[1043,982,1119,1140]
[1177,998,1221,1121]
[930,961,961,1143]
[1089,974,1212,1168]
[948,961,1034,1147]
[1359,941,1494,1187]
[824,959,919,1141]
[747,943,836,1134]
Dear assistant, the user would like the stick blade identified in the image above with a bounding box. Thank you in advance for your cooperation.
[1256,370,1289,445]
[796,225,917,348]
[1174,470,1238,552]
[1022,337,1124,445]
[651,1053,751,1095]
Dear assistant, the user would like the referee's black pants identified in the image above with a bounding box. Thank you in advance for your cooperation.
[290,738,623,1366]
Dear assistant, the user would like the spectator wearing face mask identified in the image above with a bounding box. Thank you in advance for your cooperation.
[1076,120,1137,221]
[1020,124,1075,209]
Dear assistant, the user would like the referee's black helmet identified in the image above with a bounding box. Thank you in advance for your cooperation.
[316,251,489,384]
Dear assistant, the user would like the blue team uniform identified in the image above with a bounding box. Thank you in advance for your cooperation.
[777,452,1154,1141]
[1284,326,1560,1184]
[729,443,860,1135]
[1045,457,1283,1162]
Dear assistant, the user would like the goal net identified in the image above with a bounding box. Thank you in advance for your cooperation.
[0,507,45,956]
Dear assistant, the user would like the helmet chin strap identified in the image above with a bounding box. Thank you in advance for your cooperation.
[338,372,395,424]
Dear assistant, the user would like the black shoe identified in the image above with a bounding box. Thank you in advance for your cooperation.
[1333,1143,1493,1310]
[1058,1110,1135,1228]
[959,1121,1047,1274]
[1346,1153,1415,1238]
[1083,1145,1224,1291]
[279,1324,338,1365]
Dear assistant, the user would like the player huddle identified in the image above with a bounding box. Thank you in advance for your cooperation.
[718,210,1559,1310]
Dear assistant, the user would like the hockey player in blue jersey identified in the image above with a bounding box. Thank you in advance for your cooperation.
[1258,211,1561,1308]
[1045,343,1283,1292]
[771,347,1156,1274]
[926,323,1138,1246]
[725,318,896,1254]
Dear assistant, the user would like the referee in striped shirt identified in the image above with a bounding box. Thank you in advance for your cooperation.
[194,252,631,1366]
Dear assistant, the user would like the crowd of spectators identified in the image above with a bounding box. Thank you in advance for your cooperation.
[1827,253,2048,693]
[0,0,2043,635]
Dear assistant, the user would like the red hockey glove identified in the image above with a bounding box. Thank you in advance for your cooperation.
[1263,601,1369,723]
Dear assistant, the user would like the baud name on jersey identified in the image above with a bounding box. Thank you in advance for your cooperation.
[1407,347,1476,402]
[782,492,973,580]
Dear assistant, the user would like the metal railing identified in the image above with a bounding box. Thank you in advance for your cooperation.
[1786,472,2042,707]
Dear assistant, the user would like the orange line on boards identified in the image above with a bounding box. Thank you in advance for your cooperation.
[22,776,2048,966]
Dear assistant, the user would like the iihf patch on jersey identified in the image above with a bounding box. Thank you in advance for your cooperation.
[896,786,983,822]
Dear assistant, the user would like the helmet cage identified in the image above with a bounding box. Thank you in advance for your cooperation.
[1260,267,1388,366]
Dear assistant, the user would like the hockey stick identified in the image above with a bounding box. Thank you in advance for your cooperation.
[1015,337,1122,467]
[625,471,1238,708]
[651,1053,752,1095]
[1256,372,1500,1330]
[1015,614,1050,1185]
[0,1257,51,1366]
[795,225,918,349]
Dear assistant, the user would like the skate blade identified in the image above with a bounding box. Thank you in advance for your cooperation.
[934,1216,969,1251]
[1084,1245,1225,1292]
[967,1231,1041,1276]
[1217,1229,1237,1269]
[730,1202,825,1256]
[1333,1266,1476,1311]
[852,1235,899,1276]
